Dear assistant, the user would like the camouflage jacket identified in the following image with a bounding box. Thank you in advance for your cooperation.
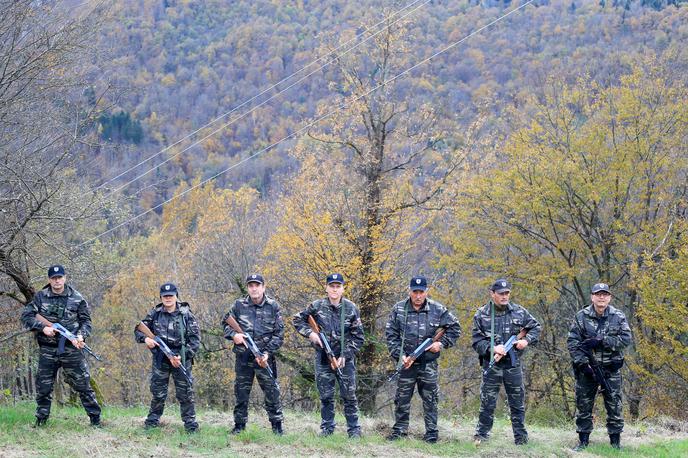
[567,304,632,367]
[385,298,461,363]
[293,298,364,359]
[222,294,284,355]
[471,301,541,366]
[134,302,201,360]
[21,285,92,347]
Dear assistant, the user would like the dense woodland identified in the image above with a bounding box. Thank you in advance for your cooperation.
[1,0,688,423]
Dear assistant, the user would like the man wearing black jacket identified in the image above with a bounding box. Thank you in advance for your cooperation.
[568,282,632,450]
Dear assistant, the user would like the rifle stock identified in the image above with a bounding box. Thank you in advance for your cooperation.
[135,321,156,340]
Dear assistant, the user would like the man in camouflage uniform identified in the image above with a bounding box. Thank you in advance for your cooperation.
[293,273,364,438]
[385,276,461,443]
[472,279,541,446]
[222,274,285,435]
[134,283,200,432]
[21,264,102,427]
[567,282,632,451]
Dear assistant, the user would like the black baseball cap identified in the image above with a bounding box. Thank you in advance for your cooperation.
[160,283,178,296]
[48,265,65,278]
[410,276,428,291]
[591,283,611,294]
[326,273,345,284]
[246,274,264,285]
[490,279,511,293]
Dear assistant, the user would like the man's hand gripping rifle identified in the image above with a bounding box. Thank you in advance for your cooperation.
[137,321,192,384]
[35,314,102,361]
[483,328,528,375]
[225,315,275,380]
[307,315,348,389]
[388,327,446,381]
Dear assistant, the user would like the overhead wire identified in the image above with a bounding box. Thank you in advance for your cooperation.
[91,0,432,196]
[77,1,535,250]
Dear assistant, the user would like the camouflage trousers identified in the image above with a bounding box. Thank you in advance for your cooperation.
[315,353,360,435]
[145,357,198,430]
[35,345,101,421]
[234,354,283,425]
[575,368,624,434]
[475,364,527,441]
[391,359,439,440]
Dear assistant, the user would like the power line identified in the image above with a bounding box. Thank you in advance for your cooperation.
[92,0,432,196]
[78,1,534,249]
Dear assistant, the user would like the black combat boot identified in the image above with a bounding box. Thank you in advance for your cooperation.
[514,436,528,445]
[231,423,245,434]
[90,416,102,427]
[573,432,590,451]
[387,430,407,441]
[143,421,159,430]
[271,421,283,436]
[609,433,621,449]
[34,417,47,428]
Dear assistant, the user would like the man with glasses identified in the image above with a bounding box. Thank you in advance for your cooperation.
[567,283,632,451]
[472,279,541,446]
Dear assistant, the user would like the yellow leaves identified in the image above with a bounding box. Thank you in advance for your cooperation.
[440,57,688,323]
[264,197,358,290]
[160,73,176,87]
[202,136,223,156]
[450,55,688,415]
[471,82,497,105]
[634,235,688,343]
[466,49,485,69]
[416,77,436,92]
[97,182,266,403]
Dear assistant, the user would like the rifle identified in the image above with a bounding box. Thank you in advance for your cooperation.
[581,348,614,396]
[225,315,275,380]
[388,327,446,381]
[483,328,527,375]
[574,319,614,397]
[307,315,347,388]
[35,314,102,361]
[136,321,192,384]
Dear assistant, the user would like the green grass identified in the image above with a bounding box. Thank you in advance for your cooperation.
[584,439,688,458]
[1,402,687,457]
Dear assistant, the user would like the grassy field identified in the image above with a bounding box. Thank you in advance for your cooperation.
[1,402,687,457]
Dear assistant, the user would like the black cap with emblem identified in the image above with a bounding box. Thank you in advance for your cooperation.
[490,279,511,294]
